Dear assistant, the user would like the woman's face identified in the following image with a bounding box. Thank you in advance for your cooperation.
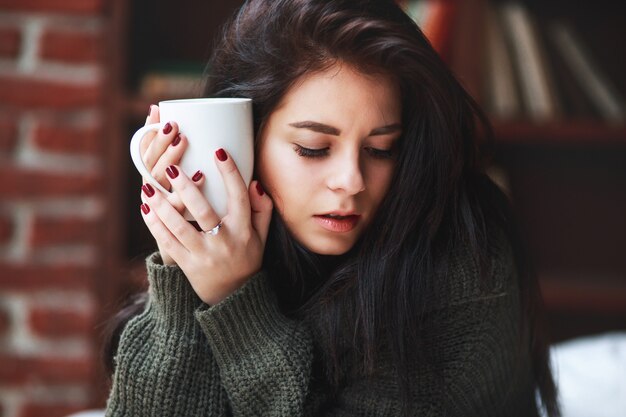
[256,63,402,255]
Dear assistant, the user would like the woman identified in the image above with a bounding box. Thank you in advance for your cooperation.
[104,0,559,415]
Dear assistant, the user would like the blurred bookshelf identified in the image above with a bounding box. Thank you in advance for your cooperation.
[400,0,626,341]
[106,0,626,343]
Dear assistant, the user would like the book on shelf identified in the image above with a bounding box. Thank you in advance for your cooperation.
[421,0,458,63]
[483,2,522,121]
[138,62,206,100]
[499,2,561,123]
[403,0,458,63]
[448,0,488,105]
[547,21,625,124]
[376,1,625,128]
[536,18,602,121]
[403,0,430,27]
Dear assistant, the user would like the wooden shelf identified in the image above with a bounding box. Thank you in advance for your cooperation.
[540,275,626,314]
[492,120,626,145]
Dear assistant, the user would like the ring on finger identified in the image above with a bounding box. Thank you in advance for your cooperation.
[204,220,223,236]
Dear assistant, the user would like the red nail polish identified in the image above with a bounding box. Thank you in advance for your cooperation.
[256,182,265,196]
[163,122,172,135]
[216,148,227,161]
[172,134,181,146]
[142,183,155,197]
[166,165,179,179]
[141,203,150,214]
[192,170,203,182]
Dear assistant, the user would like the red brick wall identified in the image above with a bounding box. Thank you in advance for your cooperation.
[0,0,107,416]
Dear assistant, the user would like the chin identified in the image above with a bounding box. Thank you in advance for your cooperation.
[304,238,356,256]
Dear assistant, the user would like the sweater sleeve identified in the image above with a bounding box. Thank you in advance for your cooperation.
[105,252,230,417]
[194,270,320,417]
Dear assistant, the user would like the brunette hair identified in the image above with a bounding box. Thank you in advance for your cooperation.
[105,0,559,415]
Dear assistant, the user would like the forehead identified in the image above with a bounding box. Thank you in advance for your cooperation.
[273,62,401,117]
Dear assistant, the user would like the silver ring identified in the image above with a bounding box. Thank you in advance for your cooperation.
[205,220,223,236]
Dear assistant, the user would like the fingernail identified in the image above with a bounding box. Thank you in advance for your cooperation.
[256,182,265,196]
[141,203,150,214]
[166,165,179,179]
[172,133,181,146]
[216,148,228,161]
[163,122,172,135]
[192,170,203,182]
[142,183,155,197]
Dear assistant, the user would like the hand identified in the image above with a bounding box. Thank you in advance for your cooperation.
[139,148,273,305]
[140,105,191,265]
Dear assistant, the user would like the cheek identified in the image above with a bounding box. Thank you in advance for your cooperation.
[279,164,319,215]
[366,163,395,200]
[258,142,313,209]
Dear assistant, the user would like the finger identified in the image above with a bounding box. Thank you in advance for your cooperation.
[249,180,273,246]
[149,104,160,124]
[141,182,205,251]
[151,133,187,190]
[214,148,251,229]
[139,201,189,262]
[150,135,198,215]
[143,121,180,189]
[139,106,159,171]
[165,165,221,234]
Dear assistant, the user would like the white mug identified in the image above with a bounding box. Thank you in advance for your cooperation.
[129,98,254,220]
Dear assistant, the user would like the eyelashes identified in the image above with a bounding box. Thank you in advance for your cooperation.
[293,144,394,160]
[293,145,327,158]
[367,148,394,159]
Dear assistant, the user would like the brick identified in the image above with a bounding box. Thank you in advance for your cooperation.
[33,121,101,155]
[0,164,102,198]
[0,214,13,243]
[0,0,103,15]
[0,354,93,386]
[0,307,10,337]
[0,264,93,291]
[19,404,88,417]
[29,307,93,338]
[0,76,102,109]
[0,26,21,58]
[0,116,18,152]
[40,29,101,64]
[30,217,99,247]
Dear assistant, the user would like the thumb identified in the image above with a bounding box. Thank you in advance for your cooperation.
[249,180,273,244]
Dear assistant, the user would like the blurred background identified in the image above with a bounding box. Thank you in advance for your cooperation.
[0,0,624,416]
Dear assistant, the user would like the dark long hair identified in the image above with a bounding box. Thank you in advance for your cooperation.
[105,0,559,415]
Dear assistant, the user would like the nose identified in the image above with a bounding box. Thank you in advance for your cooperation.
[327,150,366,195]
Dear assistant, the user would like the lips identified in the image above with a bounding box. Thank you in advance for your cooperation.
[313,213,361,232]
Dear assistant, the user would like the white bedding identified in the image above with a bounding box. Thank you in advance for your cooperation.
[550,331,626,417]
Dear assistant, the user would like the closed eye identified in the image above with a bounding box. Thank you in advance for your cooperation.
[293,144,394,160]
[293,144,328,158]
[366,147,394,159]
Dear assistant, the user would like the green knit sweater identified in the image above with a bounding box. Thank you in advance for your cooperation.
[105,240,540,416]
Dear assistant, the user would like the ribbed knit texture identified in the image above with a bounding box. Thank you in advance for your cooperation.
[105,241,540,417]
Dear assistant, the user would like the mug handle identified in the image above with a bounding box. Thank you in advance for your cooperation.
[129,123,173,196]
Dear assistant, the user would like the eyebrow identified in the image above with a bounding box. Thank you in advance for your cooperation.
[288,121,402,136]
